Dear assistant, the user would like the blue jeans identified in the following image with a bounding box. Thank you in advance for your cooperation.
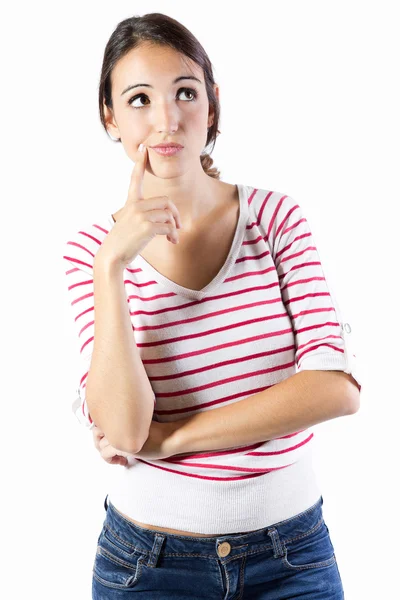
[92,494,344,599]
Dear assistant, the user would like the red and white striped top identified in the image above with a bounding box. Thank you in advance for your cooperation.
[63,184,361,534]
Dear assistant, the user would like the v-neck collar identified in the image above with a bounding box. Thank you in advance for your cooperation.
[107,183,249,301]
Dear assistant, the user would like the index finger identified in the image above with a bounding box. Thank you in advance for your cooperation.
[127,143,147,204]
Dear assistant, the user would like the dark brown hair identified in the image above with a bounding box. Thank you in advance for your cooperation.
[98,13,221,179]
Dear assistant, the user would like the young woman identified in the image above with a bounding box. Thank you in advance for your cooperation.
[63,12,361,599]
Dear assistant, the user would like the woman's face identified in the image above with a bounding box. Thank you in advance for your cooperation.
[104,42,218,177]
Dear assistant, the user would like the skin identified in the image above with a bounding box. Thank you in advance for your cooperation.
[103,41,222,233]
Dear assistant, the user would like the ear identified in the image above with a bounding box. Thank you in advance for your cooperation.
[103,101,121,140]
[208,83,220,128]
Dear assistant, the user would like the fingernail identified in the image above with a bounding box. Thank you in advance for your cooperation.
[139,143,145,153]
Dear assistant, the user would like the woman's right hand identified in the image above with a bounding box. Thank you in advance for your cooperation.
[97,144,183,268]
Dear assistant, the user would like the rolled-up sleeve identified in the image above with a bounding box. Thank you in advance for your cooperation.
[268,194,362,392]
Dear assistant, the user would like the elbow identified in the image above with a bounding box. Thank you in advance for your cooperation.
[345,391,361,415]
[109,436,143,455]
[97,422,146,455]
[108,416,152,454]
[91,416,150,455]
[342,373,361,415]
[87,403,143,455]
[320,370,361,415]
[86,386,153,454]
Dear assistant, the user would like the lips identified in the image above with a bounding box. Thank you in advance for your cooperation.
[151,143,183,149]
[151,146,183,156]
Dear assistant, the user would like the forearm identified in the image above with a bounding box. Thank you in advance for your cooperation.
[171,370,359,455]
[86,254,154,454]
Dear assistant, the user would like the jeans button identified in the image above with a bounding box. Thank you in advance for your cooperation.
[217,542,231,557]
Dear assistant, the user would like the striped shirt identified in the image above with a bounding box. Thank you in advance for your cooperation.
[63,184,361,533]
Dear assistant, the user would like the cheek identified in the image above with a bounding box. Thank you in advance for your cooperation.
[192,125,209,151]
[192,105,209,127]
[185,111,209,141]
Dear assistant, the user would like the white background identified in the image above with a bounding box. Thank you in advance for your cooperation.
[2,1,398,597]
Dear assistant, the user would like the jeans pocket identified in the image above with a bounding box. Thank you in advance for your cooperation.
[93,523,147,590]
[281,518,337,571]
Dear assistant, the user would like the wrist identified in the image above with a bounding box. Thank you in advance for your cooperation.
[94,250,125,275]
[164,419,190,457]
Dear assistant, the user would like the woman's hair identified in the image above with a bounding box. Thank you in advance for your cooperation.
[99,13,221,179]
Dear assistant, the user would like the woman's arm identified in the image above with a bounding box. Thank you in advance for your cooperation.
[85,253,155,454]
[169,370,359,456]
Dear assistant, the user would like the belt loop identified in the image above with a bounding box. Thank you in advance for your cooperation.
[146,533,166,568]
[267,527,284,558]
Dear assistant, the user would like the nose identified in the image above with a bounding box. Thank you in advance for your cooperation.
[153,100,179,134]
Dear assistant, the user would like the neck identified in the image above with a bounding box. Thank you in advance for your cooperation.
[142,165,220,231]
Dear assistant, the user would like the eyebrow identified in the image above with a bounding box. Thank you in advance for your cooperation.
[121,75,202,96]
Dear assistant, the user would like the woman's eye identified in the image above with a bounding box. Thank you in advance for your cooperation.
[128,87,198,109]
[177,88,198,102]
[128,95,150,109]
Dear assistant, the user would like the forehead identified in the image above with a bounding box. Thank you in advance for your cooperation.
[111,43,204,90]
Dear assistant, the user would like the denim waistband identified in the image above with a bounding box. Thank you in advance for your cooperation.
[102,493,325,560]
